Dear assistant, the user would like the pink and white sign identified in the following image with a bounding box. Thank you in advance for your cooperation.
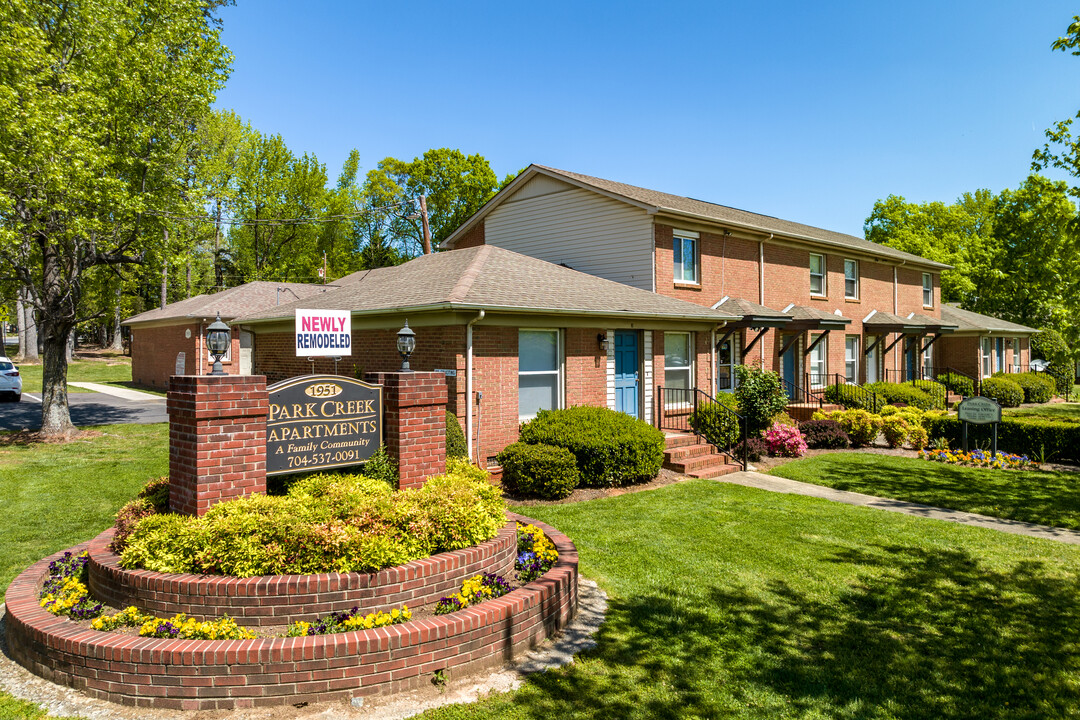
[295,309,352,357]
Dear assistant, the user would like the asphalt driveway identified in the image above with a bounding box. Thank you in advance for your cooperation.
[0,389,166,431]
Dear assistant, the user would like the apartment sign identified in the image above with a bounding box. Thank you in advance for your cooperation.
[266,375,382,476]
[957,396,1001,425]
[295,309,352,357]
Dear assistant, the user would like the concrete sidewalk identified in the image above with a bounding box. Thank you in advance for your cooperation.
[68,382,165,402]
[719,470,1080,545]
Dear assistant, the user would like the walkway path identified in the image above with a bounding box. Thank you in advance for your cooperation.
[719,470,1080,545]
[68,382,164,402]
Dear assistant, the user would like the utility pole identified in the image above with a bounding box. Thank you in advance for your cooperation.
[161,227,169,309]
[419,195,432,255]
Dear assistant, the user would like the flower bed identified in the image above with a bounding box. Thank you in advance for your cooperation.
[5,513,578,711]
[918,448,1039,470]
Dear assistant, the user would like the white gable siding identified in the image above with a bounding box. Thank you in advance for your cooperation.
[485,183,655,291]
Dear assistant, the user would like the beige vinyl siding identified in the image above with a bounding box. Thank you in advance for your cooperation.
[485,182,655,291]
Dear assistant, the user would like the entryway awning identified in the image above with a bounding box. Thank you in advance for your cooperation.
[862,310,927,335]
[905,313,958,335]
[712,297,793,328]
[780,304,852,331]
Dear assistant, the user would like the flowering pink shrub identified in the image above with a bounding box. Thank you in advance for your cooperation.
[763,422,808,458]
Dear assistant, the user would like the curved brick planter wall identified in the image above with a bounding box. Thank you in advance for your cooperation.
[86,520,518,626]
[5,514,577,711]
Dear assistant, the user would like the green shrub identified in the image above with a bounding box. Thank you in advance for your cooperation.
[798,419,850,449]
[688,393,741,449]
[110,476,171,554]
[980,376,1024,408]
[734,365,789,436]
[823,383,882,412]
[881,416,909,448]
[907,379,947,409]
[517,406,664,487]
[497,442,579,499]
[360,445,399,487]
[993,371,1054,404]
[446,411,468,459]
[120,467,506,577]
[935,371,975,398]
[816,409,882,447]
[923,414,1080,462]
[1032,329,1070,395]
[863,381,937,410]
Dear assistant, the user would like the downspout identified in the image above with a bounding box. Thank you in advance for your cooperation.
[759,235,771,369]
[466,310,486,465]
[893,260,906,374]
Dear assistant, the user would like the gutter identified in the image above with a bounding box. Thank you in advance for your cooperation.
[466,310,485,464]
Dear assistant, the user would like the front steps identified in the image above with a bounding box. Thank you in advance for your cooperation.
[663,432,742,479]
[785,402,841,422]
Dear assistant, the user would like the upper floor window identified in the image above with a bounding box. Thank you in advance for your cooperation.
[922,273,933,307]
[673,231,698,284]
[844,259,859,299]
[809,253,825,296]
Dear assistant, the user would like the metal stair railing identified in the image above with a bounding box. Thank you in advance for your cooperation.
[656,386,748,471]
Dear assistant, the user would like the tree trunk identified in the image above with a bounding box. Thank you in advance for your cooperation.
[185,258,191,299]
[66,327,75,362]
[39,240,75,437]
[110,285,124,351]
[15,294,26,360]
[22,288,39,361]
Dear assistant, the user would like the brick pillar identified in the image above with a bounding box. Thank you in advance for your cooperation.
[167,375,269,516]
[366,371,446,490]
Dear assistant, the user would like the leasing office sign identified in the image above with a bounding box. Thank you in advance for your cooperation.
[295,309,352,356]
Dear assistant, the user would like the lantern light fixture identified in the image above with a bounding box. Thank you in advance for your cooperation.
[206,312,231,376]
[396,320,416,372]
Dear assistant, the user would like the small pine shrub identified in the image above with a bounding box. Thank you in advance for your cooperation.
[980,376,1024,408]
[688,393,741,449]
[445,411,468,459]
[360,446,399,487]
[518,406,665,487]
[799,419,850,449]
[497,442,579,499]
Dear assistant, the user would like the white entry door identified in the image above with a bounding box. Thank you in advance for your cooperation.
[239,331,253,375]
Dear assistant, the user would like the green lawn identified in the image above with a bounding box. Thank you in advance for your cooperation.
[769,452,1080,531]
[1004,403,1080,422]
[14,357,134,395]
[417,481,1080,719]
[0,423,168,602]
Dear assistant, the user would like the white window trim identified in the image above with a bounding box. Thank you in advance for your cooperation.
[922,273,933,308]
[844,259,859,299]
[844,335,859,384]
[981,337,993,379]
[714,332,740,394]
[810,253,826,297]
[664,331,694,407]
[518,328,563,421]
[809,333,827,387]
[673,231,699,285]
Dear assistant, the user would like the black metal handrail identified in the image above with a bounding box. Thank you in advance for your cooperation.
[884,367,952,409]
[930,365,980,398]
[823,373,879,411]
[782,377,823,408]
[656,386,747,470]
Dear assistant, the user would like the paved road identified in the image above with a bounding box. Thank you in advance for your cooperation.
[0,390,166,431]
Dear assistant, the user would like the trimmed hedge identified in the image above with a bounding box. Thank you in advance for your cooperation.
[496,442,579,499]
[518,406,665,487]
[924,414,1080,463]
[863,381,938,410]
[936,371,975,398]
[799,419,850,449]
[980,376,1024,408]
[446,411,468,459]
[688,393,741,449]
[823,384,883,412]
[993,372,1054,404]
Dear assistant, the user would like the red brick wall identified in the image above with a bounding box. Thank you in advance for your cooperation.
[366,371,446,489]
[938,335,982,380]
[454,221,486,249]
[6,514,578,712]
[87,522,517,625]
[131,323,243,388]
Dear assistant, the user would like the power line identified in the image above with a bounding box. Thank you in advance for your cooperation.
[142,197,418,227]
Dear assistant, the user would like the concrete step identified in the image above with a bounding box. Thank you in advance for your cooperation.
[681,462,743,479]
[665,442,719,460]
[663,432,700,449]
[665,452,735,474]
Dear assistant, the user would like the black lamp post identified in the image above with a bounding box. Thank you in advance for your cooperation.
[206,313,231,376]
[396,320,416,372]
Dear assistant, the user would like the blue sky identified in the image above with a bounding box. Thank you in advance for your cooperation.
[214,1,1079,238]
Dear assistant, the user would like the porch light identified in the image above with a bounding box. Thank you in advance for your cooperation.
[396,320,416,372]
[597,333,606,351]
[206,313,231,376]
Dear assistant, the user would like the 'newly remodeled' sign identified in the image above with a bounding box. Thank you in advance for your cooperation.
[295,309,352,357]
[266,375,381,476]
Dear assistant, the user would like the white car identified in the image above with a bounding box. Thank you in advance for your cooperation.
[0,356,22,402]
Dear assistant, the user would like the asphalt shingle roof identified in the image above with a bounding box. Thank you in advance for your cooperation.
[941,304,1038,334]
[123,281,338,325]
[236,246,739,324]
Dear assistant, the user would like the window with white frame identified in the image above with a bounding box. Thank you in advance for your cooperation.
[716,335,738,392]
[844,259,859,299]
[809,253,825,296]
[664,332,692,392]
[865,337,879,383]
[981,337,993,378]
[922,273,933,307]
[922,341,933,377]
[518,329,561,420]
[672,231,698,284]
[844,336,859,383]
[1013,337,1022,372]
[808,333,827,386]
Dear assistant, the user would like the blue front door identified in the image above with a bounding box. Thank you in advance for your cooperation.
[781,335,796,400]
[614,331,639,418]
[906,341,917,381]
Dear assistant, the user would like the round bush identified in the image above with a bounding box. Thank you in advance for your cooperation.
[881,416,909,448]
[496,442,579,499]
[799,419,850,449]
[518,406,665,487]
[823,384,882,412]
[980,376,1024,408]
[935,371,975,398]
[688,394,740,449]
[864,382,937,410]
[995,372,1054,404]
[446,411,468,459]
[1032,329,1069,395]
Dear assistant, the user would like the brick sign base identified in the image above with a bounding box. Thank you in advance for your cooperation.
[5,515,578,711]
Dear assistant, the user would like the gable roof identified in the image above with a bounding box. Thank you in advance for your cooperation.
[442,164,950,270]
[236,245,738,324]
[123,281,338,326]
[941,304,1038,334]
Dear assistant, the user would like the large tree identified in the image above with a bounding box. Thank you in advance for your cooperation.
[1033,15,1080,199]
[0,0,232,435]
